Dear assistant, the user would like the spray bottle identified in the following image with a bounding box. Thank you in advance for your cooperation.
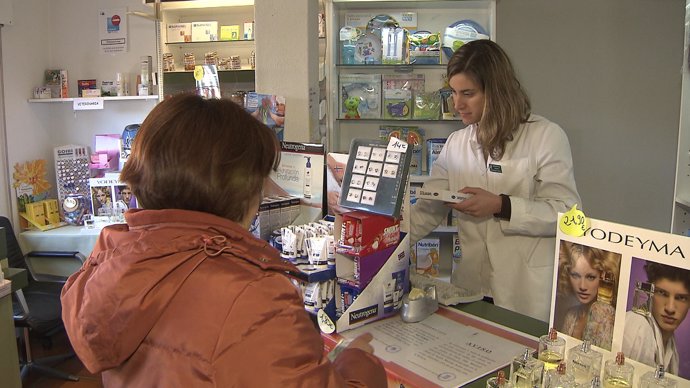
[303,156,312,199]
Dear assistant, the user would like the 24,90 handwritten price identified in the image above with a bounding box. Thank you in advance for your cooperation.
[559,204,589,237]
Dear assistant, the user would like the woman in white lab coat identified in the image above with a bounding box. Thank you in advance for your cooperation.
[410,40,581,322]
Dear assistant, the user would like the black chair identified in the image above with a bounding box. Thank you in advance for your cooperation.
[0,216,85,383]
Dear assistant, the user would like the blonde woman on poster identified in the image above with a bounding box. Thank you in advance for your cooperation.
[554,241,621,351]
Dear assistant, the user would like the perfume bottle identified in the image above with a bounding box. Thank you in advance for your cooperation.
[544,362,576,388]
[510,348,544,388]
[639,365,677,388]
[603,352,634,388]
[487,370,514,388]
[538,328,566,371]
[597,271,615,304]
[632,281,655,316]
[590,376,602,388]
[567,340,603,386]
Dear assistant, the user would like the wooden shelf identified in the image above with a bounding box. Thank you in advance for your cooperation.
[166,39,254,45]
[28,95,159,103]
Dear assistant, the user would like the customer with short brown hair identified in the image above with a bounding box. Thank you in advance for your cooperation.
[61,93,386,387]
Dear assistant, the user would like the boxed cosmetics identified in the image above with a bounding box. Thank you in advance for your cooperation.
[337,210,400,257]
[166,23,192,43]
[334,233,410,332]
[220,25,240,41]
[191,21,218,42]
[77,79,98,97]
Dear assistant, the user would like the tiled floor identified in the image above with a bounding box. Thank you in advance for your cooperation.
[20,330,103,388]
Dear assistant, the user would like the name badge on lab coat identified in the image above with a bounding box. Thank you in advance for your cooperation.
[489,164,502,173]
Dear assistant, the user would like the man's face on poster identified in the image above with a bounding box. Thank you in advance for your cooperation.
[652,278,690,335]
[121,187,133,202]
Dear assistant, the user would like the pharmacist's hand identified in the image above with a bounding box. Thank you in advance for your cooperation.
[346,333,375,354]
[448,187,501,218]
[327,190,346,215]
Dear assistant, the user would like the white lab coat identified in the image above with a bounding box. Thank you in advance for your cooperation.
[411,115,581,321]
[622,311,679,374]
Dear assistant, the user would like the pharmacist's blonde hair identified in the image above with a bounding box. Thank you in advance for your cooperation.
[121,93,280,222]
[447,39,530,160]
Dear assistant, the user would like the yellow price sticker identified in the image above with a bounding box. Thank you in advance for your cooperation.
[193,65,204,81]
[559,204,589,237]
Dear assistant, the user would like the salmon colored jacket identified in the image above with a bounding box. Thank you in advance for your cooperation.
[61,209,386,387]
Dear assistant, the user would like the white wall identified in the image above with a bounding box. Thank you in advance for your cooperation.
[0,0,157,225]
[255,0,319,142]
[497,0,684,232]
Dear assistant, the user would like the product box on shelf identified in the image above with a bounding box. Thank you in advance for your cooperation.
[426,137,446,175]
[220,25,240,41]
[191,21,218,42]
[166,23,191,43]
[336,243,397,290]
[409,31,441,65]
[334,233,409,332]
[339,74,382,119]
[77,79,97,97]
[344,12,417,30]
[415,237,440,277]
[45,69,68,98]
[337,210,400,257]
[249,196,300,241]
[243,21,254,40]
[383,89,412,120]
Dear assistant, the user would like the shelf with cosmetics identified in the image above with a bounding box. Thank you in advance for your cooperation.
[153,0,256,99]
[324,0,496,154]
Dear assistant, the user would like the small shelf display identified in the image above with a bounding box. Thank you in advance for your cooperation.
[156,1,256,98]
[325,0,496,173]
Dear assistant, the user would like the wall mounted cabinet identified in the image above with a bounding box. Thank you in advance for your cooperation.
[153,0,256,99]
[324,0,496,155]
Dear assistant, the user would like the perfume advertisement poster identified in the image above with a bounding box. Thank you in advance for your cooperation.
[551,216,690,383]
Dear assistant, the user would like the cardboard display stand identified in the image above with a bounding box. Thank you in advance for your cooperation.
[551,216,690,385]
[338,138,412,219]
[266,142,324,225]
[334,233,410,332]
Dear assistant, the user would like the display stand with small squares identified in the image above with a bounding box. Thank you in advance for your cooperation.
[338,138,412,218]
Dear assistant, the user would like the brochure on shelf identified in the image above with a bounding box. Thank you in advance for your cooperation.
[244,93,286,141]
[323,306,535,388]
[266,142,324,225]
[194,65,220,99]
[551,216,690,384]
